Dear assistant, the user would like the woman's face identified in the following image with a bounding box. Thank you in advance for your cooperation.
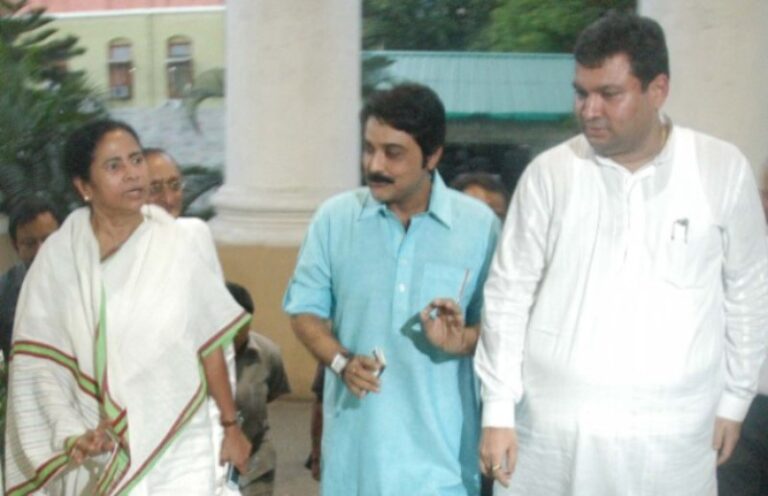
[74,129,148,218]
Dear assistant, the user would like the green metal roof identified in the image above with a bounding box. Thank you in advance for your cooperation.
[365,50,575,121]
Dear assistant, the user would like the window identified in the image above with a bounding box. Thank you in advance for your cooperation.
[166,36,193,99]
[108,39,133,100]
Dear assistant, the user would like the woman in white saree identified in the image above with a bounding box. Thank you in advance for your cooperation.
[4,120,251,495]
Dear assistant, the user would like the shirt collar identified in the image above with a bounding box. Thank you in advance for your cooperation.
[236,331,262,361]
[358,171,453,228]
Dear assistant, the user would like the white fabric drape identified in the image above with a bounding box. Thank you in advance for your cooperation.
[6,206,247,495]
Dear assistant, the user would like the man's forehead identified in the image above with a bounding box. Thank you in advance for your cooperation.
[18,211,58,233]
[146,152,180,177]
[574,53,637,84]
[364,117,415,146]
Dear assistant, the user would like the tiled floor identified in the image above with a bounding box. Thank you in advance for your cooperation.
[269,399,319,496]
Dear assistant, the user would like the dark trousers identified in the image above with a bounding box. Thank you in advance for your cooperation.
[717,394,768,496]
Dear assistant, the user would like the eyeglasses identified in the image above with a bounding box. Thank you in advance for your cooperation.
[149,178,185,195]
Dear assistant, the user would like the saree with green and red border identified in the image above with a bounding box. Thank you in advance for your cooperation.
[5,206,249,495]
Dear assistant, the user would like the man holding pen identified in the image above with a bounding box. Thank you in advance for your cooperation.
[284,83,499,495]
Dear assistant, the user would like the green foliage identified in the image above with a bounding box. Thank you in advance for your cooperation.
[0,0,105,212]
[474,0,636,53]
[363,0,500,50]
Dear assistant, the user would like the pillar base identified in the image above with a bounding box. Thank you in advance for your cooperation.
[209,184,346,245]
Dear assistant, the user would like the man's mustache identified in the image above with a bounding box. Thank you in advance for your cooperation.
[366,172,395,184]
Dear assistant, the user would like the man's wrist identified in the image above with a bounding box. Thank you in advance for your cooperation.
[329,352,350,376]
[460,325,480,355]
[221,412,243,429]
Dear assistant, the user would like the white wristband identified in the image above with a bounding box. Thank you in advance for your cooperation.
[329,352,349,376]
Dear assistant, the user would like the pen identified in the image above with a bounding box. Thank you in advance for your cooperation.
[457,269,470,302]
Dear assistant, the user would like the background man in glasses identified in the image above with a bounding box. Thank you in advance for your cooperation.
[145,147,185,218]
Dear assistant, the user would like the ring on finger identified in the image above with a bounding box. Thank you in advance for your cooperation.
[490,464,501,472]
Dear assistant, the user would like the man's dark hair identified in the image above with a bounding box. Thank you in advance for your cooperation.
[63,119,141,182]
[8,196,63,243]
[450,172,510,205]
[226,281,254,314]
[360,83,446,159]
[574,11,669,88]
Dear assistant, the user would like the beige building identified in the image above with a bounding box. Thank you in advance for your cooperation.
[45,7,228,167]
[37,1,225,108]
[49,5,225,109]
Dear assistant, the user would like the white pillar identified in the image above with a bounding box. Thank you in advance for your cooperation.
[640,0,768,170]
[211,1,361,245]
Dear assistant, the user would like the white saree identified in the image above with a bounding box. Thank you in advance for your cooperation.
[5,206,249,495]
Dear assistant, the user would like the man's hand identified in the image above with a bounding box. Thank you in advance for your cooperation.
[479,427,518,488]
[713,416,741,465]
[420,298,477,355]
[220,426,252,473]
[341,355,381,398]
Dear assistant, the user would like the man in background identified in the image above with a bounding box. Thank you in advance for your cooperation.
[451,172,510,220]
[145,147,184,218]
[227,282,291,496]
[0,196,61,360]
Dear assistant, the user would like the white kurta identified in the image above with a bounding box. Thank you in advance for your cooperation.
[475,126,768,495]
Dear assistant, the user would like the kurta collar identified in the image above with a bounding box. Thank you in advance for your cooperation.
[591,115,676,173]
[358,171,453,228]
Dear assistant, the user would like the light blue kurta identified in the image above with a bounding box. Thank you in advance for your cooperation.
[284,173,499,496]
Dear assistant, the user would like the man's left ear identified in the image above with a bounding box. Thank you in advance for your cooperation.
[425,146,443,172]
[648,73,670,109]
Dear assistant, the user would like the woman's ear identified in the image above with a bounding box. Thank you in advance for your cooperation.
[73,177,91,202]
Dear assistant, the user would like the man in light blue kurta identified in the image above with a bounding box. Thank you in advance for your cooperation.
[284,84,499,496]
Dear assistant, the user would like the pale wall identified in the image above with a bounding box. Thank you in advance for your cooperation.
[217,244,317,399]
[640,0,768,171]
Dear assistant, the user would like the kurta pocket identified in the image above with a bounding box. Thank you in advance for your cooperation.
[662,220,720,288]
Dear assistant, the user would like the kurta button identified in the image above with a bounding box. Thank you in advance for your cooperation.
[398,283,406,292]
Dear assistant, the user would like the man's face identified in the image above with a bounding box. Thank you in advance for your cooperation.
[362,117,441,214]
[573,53,668,165]
[14,211,59,266]
[146,152,183,218]
[462,184,508,219]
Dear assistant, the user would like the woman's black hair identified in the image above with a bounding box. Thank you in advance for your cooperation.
[62,119,141,182]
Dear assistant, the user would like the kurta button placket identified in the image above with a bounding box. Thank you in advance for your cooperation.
[392,217,416,325]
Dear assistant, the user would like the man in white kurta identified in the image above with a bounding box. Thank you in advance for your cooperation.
[475,12,768,496]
